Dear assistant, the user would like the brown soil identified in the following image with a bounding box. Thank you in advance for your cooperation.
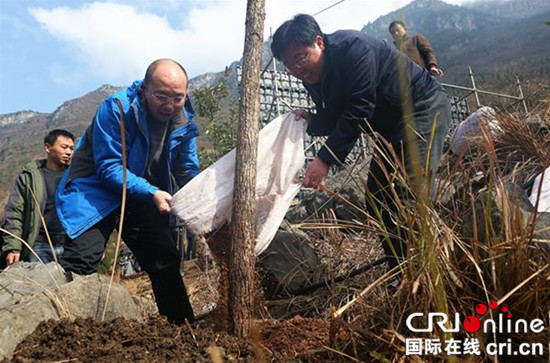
[9,315,331,362]
[258,316,331,361]
[7,232,382,362]
[10,316,254,362]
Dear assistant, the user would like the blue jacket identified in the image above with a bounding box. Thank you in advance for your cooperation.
[56,80,200,239]
[305,30,442,166]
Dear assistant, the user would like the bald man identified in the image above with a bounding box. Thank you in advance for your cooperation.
[56,59,199,324]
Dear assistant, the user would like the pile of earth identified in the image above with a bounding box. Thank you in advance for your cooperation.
[2,230,378,362]
[8,315,331,362]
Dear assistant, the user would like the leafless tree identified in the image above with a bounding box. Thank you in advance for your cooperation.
[229,0,265,338]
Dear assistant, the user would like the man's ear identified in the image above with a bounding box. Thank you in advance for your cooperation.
[315,35,324,50]
[44,143,52,154]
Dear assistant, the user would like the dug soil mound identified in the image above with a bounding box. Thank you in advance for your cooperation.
[9,316,254,362]
[8,315,331,362]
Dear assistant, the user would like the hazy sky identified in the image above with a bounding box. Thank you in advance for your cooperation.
[0,0,468,114]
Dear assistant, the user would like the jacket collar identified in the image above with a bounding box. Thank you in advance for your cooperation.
[22,159,48,173]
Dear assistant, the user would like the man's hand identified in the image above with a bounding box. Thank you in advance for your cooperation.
[153,190,172,214]
[6,251,20,265]
[304,157,329,189]
[429,66,444,77]
[292,109,310,122]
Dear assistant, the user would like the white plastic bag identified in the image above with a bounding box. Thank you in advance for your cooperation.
[172,112,307,254]
[529,166,550,213]
[450,106,500,155]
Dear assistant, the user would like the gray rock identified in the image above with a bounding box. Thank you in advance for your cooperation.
[61,273,143,321]
[285,160,369,225]
[0,262,142,360]
[258,229,325,298]
[461,181,550,254]
[0,262,67,308]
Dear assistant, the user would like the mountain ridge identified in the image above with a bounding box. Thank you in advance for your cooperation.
[0,0,549,207]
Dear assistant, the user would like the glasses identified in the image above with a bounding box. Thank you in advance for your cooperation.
[149,90,185,105]
[284,51,311,72]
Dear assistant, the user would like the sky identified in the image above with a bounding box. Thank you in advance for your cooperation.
[0,0,468,114]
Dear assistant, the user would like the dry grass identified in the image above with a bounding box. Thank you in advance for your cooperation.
[292,98,550,361]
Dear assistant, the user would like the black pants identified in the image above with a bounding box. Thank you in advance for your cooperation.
[59,201,194,324]
[367,90,451,268]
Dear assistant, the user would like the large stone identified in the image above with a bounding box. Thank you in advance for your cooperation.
[461,181,550,254]
[285,160,369,225]
[61,273,143,321]
[258,229,325,298]
[0,262,142,360]
[0,262,67,308]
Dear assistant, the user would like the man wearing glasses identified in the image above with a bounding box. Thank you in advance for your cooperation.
[271,15,451,269]
[56,59,199,324]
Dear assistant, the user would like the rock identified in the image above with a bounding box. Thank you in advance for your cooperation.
[258,229,325,298]
[0,262,67,308]
[285,160,369,225]
[0,262,142,360]
[461,181,550,254]
[61,273,143,321]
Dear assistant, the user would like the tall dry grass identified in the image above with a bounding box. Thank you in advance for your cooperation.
[305,101,550,362]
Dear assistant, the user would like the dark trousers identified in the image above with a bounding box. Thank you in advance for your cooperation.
[367,90,451,268]
[59,201,194,324]
[185,230,196,260]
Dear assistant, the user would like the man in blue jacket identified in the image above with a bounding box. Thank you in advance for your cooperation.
[56,59,199,324]
[271,15,451,268]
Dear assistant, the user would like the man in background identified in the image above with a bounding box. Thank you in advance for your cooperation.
[1,129,74,266]
[389,20,444,77]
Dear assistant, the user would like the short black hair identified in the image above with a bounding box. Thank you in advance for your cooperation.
[143,59,188,87]
[388,20,406,33]
[44,129,74,146]
[271,14,323,61]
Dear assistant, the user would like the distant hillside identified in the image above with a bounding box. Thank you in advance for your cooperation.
[1,0,549,210]
[361,0,498,41]
[361,0,550,92]
[0,81,218,209]
[0,86,120,210]
[439,10,550,89]
[464,0,550,20]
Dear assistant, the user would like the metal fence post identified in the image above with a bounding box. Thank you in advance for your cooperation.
[469,66,481,109]
[516,76,529,114]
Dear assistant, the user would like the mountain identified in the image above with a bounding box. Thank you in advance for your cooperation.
[361,0,550,90]
[361,0,499,41]
[0,81,218,209]
[1,0,549,210]
[439,9,550,89]
[463,0,550,20]
[188,0,550,106]
[0,86,122,210]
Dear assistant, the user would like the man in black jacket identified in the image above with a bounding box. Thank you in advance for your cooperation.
[271,14,451,268]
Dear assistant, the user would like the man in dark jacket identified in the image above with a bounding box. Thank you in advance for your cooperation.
[56,59,199,324]
[2,129,74,266]
[271,14,451,268]
[389,20,444,77]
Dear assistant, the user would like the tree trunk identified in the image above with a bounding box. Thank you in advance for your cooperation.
[229,0,265,338]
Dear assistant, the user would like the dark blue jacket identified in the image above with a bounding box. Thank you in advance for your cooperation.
[56,80,200,239]
[305,30,442,165]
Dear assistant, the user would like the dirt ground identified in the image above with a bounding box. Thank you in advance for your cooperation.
[7,235,382,362]
[9,315,332,362]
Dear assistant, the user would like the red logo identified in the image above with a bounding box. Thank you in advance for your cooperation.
[463,301,511,333]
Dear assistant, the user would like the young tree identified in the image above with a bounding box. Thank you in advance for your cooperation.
[229,0,265,338]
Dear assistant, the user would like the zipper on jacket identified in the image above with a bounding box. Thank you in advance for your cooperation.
[321,74,326,110]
